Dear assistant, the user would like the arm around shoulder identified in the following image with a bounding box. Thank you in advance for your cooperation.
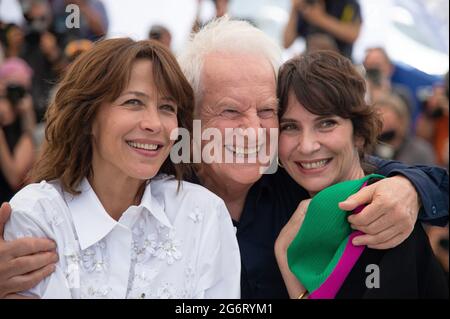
[4,184,70,298]
[369,156,449,226]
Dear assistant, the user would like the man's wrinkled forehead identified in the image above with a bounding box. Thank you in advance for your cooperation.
[202,52,276,86]
[193,52,277,116]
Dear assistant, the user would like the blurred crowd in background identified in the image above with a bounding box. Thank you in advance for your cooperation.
[0,0,448,279]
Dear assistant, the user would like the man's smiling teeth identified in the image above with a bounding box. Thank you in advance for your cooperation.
[225,145,262,157]
[299,159,329,169]
[127,141,159,151]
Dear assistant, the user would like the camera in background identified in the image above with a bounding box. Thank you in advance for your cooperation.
[148,25,172,49]
[6,84,27,108]
[365,68,383,87]
[418,86,446,119]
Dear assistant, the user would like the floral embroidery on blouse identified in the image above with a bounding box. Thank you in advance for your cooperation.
[126,214,184,298]
[189,207,203,224]
[157,282,178,299]
[154,228,182,265]
[49,214,64,227]
[5,177,241,299]
[131,233,158,263]
[81,241,108,273]
[81,282,112,299]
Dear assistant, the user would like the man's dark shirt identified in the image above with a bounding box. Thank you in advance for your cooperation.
[337,222,448,298]
[296,0,362,58]
[190,157,449,298]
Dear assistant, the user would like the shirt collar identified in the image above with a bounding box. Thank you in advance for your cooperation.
[139,180,173,229]
[67,178,117,250]
[67,178,172,250]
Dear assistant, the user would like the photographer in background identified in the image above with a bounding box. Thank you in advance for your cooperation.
[426,224,449,281]
[373,94,436,166]
[0,23,25,59]
[50,0,109,43]
[363,47,442,130]
[148,25,172,49]
[19,0,65,123]
[364,62,414,117]
[192,0,230,33]
[0,57,36,203]
[415,72,449,169]
[304,32,339,53]
[283,0,362,58]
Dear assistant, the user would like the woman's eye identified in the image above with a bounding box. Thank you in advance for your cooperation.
[319,120,337,129]
[124,99,143,106]
[280,123,297,131]
[160,104,177,113]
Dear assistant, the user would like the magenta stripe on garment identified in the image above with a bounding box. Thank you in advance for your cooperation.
[308,231,365,299]
[309,195,368,299]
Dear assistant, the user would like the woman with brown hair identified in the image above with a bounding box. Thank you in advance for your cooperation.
[274,51,448,299]
[3,38,240,298]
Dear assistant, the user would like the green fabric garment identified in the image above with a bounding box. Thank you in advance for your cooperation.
[287,174,385,293]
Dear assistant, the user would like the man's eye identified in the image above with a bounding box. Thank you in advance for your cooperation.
[258,108,277,119]
[160,104,177,113]
[221,109,240,117]
[123,99,143,106]
[223,109,239,114]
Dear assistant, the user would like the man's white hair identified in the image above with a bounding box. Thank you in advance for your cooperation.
[177,16,282,103]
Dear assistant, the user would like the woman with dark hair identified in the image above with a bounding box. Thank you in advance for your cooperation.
[3,38,240,299]
[274,51,448,299]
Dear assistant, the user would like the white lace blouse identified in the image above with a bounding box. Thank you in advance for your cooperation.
[5,176,241,299]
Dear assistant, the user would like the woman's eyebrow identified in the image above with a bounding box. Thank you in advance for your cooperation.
[314,115,335,121]
[160,96,176,102]
[279,118,297,123]
[122,91,150,99]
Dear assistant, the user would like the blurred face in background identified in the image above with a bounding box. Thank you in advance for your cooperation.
[377,104,406,150]
[0,60,32,125]
[159,31,172,48]
[5,24,24,51]
[363,48,392,80]
[198,52,278,187]
[27,1,52,33]
[149,26,172,49]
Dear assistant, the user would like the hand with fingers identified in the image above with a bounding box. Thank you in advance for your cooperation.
[275,199,311,298]
[300,0,327,25]
[339,176,419,250]
[0,203,58,298]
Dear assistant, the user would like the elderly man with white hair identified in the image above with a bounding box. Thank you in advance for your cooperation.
[177,17,448,298]
[0,17,448,299]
